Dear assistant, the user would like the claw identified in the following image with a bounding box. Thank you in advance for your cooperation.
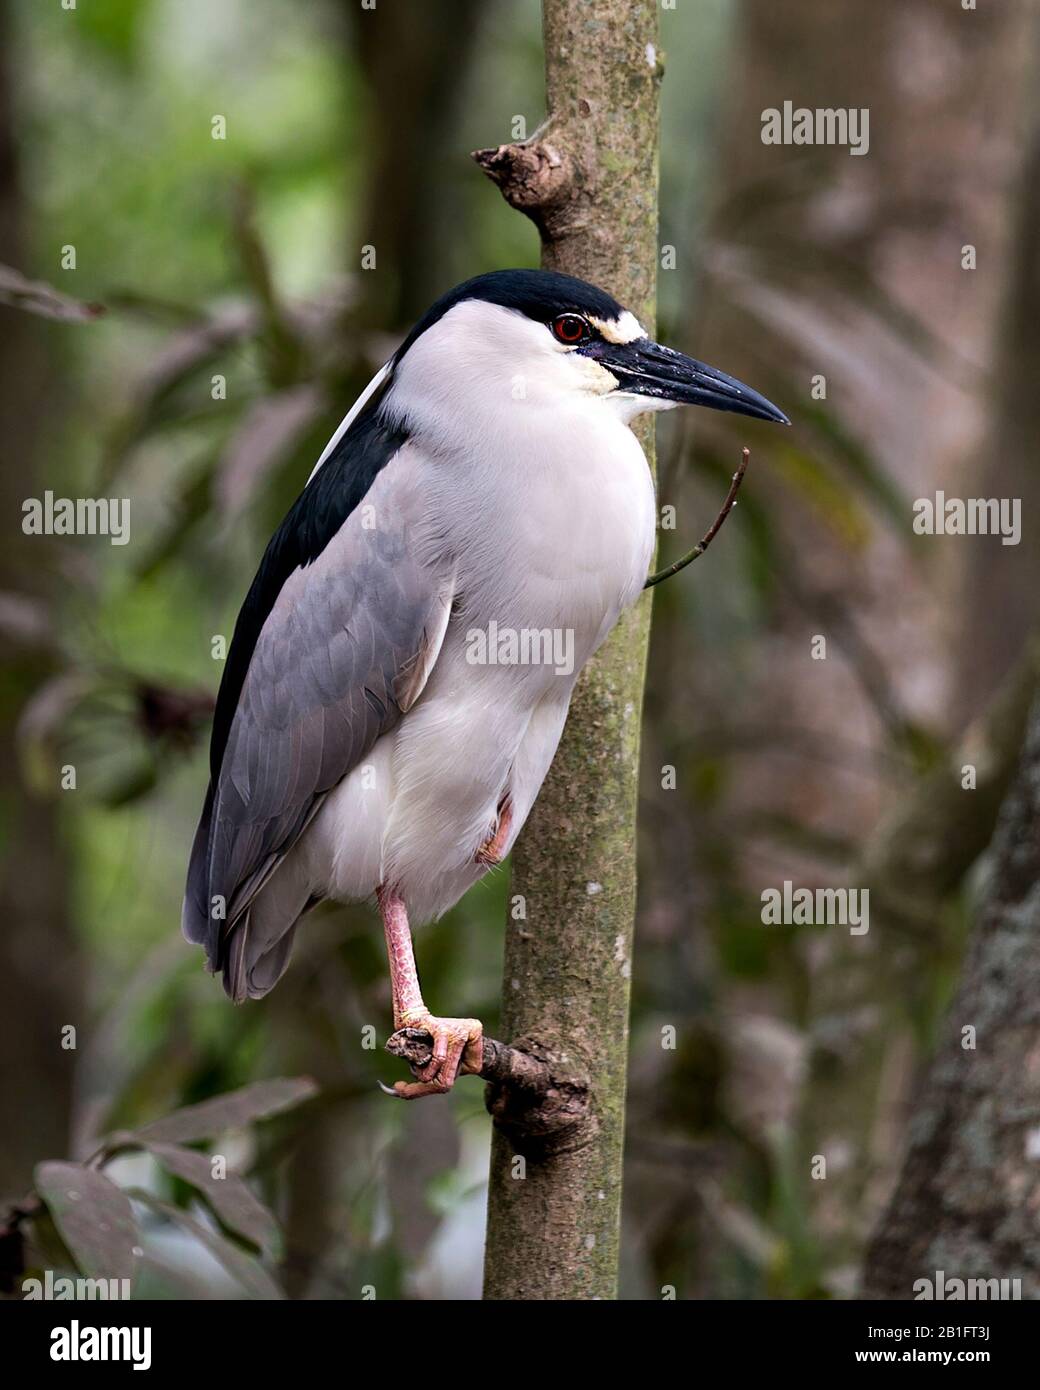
[378,1079,404,1098]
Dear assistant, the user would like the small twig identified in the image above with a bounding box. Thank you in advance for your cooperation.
[470,132,577,241]
[644,447,750,589]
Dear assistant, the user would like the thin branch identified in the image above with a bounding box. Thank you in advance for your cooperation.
[0,262,106,322]
[644,447,750,589]
[385,1027,593,1157]
[385,1027,552,1093]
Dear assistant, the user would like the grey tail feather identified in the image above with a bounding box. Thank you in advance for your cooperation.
[222,916,251,1003]
[182,784,219,970]
[220,891,322,1004]
[183,786,320,1001]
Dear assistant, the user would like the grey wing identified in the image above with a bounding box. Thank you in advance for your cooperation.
[183,463,453,999]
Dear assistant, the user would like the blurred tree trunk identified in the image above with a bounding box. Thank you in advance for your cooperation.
[863,31,1040,1295]
[346,0,489,330]
[797,2,1036,1282]
[652,0,1029,1292]
[862,684,1040,1300]
[0,0,79,1196]
[953,9,1040,722]
[476,0,660,1301]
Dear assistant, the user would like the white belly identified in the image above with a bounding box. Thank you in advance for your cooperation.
[303,608,587,921]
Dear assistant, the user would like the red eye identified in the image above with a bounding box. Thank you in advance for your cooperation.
[552,313,590,344]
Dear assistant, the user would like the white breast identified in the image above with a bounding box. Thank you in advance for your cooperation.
[387,310,657,652]
[376,376,654,920]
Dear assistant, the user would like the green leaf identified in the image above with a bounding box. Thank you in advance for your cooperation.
[143,1142,279,1257]
[34,1162,140,1286]
[123,1076,318,1145]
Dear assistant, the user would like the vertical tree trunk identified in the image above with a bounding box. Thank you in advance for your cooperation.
[862,683,1040,1299]
[346,0,489,330]
[862,25,1040,1295]
[953,12,1040,722]
[0,0,79,1198]
[475,0,661,1301]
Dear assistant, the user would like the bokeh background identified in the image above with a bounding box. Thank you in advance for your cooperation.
[2,0,1039,1299]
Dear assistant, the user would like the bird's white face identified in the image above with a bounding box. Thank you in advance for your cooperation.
[387,296,788,444]
[390,299,638,420]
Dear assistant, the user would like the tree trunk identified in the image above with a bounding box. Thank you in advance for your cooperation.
[0,0,80,1199]
[862,684,1040,1299]
[475,0,661,1301]
[346,0,489,331]
[953,10,1040,722]
[862,22,1040,1294]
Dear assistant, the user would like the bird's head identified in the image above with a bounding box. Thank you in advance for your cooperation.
[387,269,789,432]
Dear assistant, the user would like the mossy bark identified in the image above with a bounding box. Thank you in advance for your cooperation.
[476,0,661,1301]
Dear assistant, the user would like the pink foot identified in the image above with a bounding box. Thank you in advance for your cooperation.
[389,1010,483,1099]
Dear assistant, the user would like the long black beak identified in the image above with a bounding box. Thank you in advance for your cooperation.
[594,338,790,425]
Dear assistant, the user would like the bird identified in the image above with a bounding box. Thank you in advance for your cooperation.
[182,268,788,1098]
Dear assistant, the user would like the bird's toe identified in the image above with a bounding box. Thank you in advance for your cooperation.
[392,1011,483,1098]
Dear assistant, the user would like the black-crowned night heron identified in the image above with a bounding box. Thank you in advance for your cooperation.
[183,269,788,1098]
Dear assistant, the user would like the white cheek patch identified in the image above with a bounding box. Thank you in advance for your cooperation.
[572,355,619,396]
[588,310,646,345]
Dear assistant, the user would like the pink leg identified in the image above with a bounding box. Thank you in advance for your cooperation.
[377,883,425,1024]
[377,884,483,1100]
